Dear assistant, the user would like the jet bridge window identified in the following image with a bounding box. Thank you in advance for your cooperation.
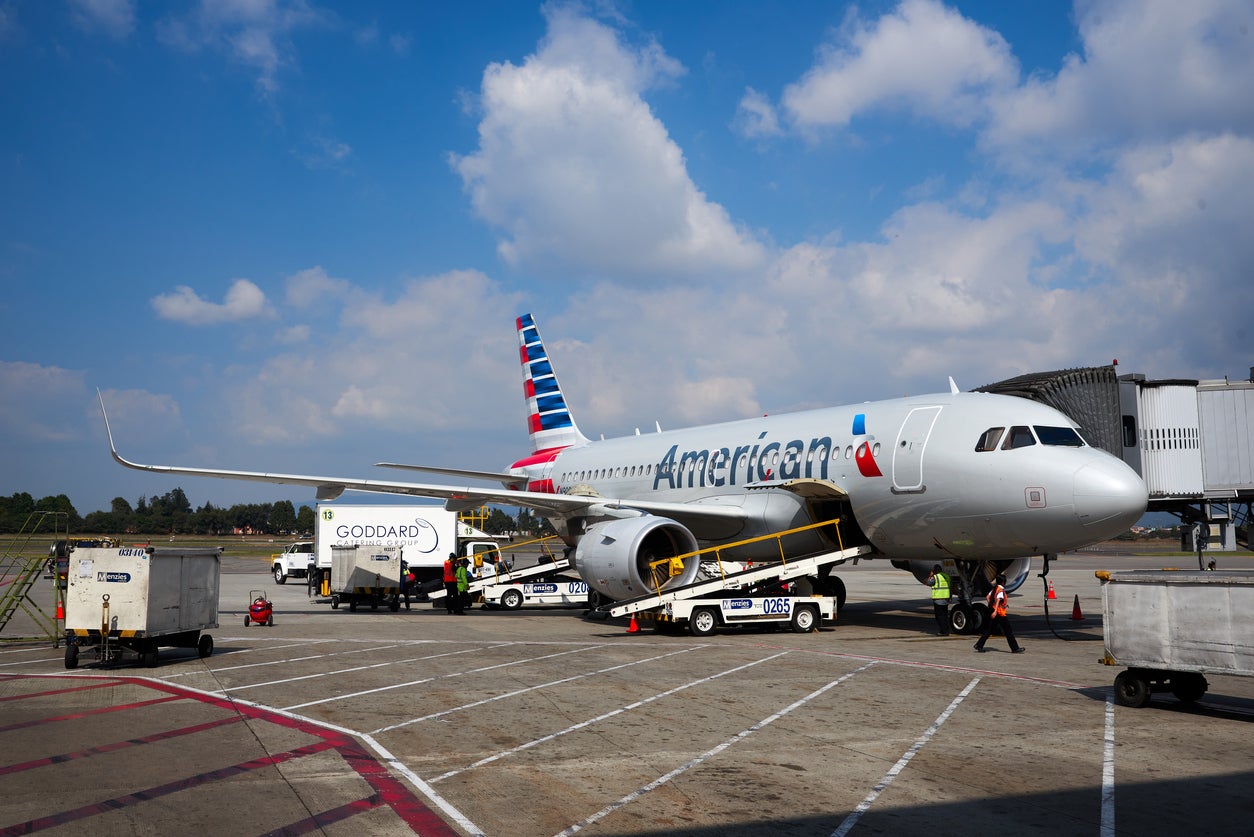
[1034,426,1084,447]
[1001,425,1036,450]
[976,427,1004,451]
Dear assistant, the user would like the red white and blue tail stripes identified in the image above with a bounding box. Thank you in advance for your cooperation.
[517,314,589,456]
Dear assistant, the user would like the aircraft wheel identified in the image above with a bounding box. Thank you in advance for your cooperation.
[197,634,213,659]
[1114,670,1150,708]
[64,644,79,670]
[791,604,818,633]
[1171,672,1207,703]
[689,607,718,637]
[501,589,524,611]
[949,605,973,634]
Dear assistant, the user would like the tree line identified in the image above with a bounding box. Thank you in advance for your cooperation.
[0,490,552,538]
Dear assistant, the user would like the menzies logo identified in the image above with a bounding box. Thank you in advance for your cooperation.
[97,572,131,583]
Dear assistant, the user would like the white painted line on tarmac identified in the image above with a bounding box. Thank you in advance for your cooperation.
[830,676,981,837]
[282,644,614,710]
[361,733,486,837]
[372,645,702,735]
[1101,694,1115,837]
[553,660,879,836]
[177,643,406,679]
[432,650,792,783]
[218,645,495,693]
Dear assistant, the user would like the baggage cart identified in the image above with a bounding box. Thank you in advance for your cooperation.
[63,546,220,668]
[1097,569,1254,707]
[329,545,408,612]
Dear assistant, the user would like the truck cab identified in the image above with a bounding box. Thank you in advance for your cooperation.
[271,541,315,584]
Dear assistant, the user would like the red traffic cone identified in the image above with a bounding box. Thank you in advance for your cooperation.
[1071,594,1083,620]
[1047,580,1057,600]
[626,614,641,634]
[55,600,64,620]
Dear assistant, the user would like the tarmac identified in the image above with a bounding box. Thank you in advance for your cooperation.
[2,547,1252,836]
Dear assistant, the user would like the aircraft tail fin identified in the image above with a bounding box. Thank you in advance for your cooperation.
[517,313,590,454]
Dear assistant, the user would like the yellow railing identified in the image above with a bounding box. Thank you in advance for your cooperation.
[643,518,845,595]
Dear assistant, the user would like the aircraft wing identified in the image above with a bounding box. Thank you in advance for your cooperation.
[100,396,746,525]
[374,462,522,486]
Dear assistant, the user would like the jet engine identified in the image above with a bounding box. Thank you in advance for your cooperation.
[574,516,701,601]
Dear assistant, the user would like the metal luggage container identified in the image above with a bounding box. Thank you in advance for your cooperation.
[63,546,220,668]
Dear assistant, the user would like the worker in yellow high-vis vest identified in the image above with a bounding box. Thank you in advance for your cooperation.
[928,564,951,636]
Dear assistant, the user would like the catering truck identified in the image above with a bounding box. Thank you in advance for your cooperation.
[306,505,499,593]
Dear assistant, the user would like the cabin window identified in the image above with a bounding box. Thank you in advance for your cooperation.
[845,445,854,459]
[975,427,1005,451]
[1034,426,1084,447]
[1001,425,1036,450]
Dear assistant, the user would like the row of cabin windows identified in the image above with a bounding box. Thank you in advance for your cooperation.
[561,441,885,484]
[975,425,1085,452]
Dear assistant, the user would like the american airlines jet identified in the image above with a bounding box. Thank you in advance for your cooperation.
[103,314,1147,631]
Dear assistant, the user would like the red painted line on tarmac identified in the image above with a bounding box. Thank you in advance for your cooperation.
[0,675,461,835]
[0,695,184,734]
[265,795,384,834]
[0,714,244,777]
[340,740,463,836]
[0,739,340,835]
[0,677,128,702]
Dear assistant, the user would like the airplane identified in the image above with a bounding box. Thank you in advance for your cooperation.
[102,313,1148,632]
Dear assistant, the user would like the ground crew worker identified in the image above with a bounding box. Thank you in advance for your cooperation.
[442,553,458,614]
[454,557,470,615]
[927,564,951,636]
[974,574,1024,654]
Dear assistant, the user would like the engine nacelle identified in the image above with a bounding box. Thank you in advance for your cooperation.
[574,516,701,601]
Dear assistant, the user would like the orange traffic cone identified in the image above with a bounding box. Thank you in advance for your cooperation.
[1048,580,1057,600]
[626,615,641,634]
[1071,594,1083,620]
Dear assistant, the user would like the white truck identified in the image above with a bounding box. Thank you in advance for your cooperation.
[271,540,315,584]
[657,595,837,636]
[307,504,499,594]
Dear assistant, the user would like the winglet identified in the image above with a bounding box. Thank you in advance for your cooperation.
[948,376,960,395]
[97,389,128,467]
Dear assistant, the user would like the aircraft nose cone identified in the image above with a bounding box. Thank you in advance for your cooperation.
[1074,457,1148,534]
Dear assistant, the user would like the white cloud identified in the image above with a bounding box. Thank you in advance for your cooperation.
[221,269,524,445]
[68,0,136,39]
[733,87,781,139]
[285,265,351,308]
[155,0,331,96]
[0,362,86,442]
[451,4,765,280]
[151,278,273,324]
[781,0,1017,131]
[986,0,1254,155]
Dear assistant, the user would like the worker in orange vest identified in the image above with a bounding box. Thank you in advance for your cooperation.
[974,574,1024,654]
[442,553,458,614]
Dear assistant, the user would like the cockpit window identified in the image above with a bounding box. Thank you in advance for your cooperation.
[1001,425,1036,450]
[1034,425,1085,447]
[975,427,1005,452]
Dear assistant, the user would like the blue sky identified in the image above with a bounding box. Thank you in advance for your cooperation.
[2,0,1252,516]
